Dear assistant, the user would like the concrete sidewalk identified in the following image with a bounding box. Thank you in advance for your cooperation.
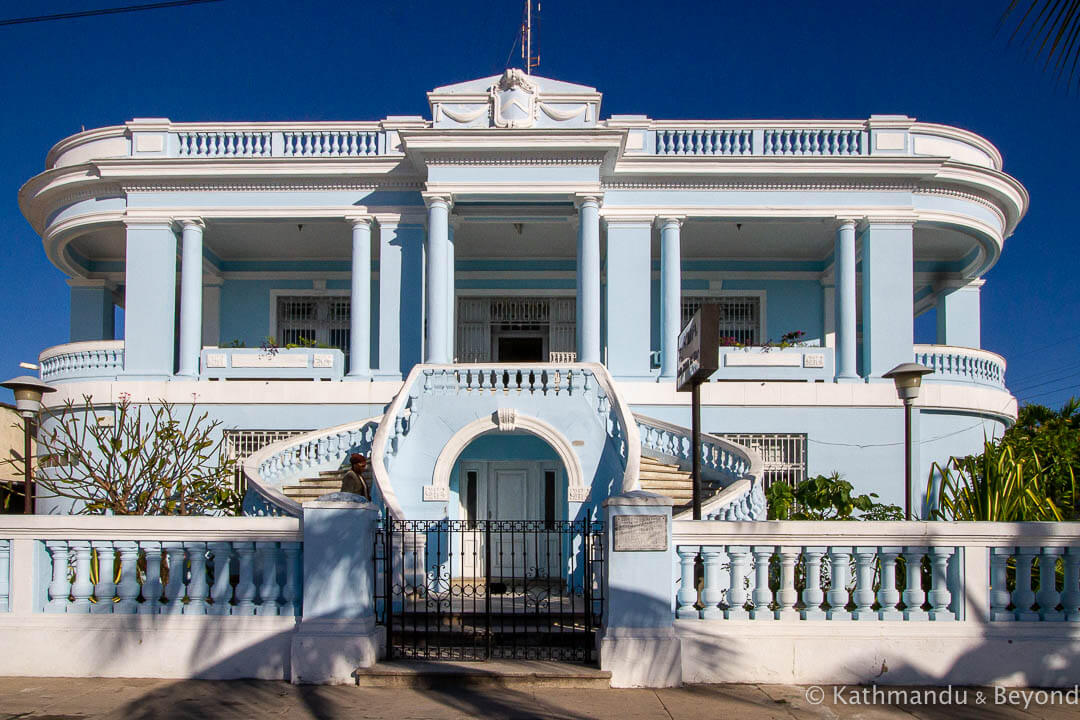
[3,678,1080,719]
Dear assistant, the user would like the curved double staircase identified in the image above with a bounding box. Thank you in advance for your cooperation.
[243,363,765,521]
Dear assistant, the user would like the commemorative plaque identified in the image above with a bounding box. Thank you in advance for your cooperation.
[613,515,668,552]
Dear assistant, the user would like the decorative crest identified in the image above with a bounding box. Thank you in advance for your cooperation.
[490,69,538,129]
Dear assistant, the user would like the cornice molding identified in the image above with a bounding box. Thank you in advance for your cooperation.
[118,178,423,192]
[424,152,607,167]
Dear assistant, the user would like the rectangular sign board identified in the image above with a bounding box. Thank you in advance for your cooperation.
[677,303,720,392]
[613,515,668,552]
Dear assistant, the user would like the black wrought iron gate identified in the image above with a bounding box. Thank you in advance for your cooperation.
[375,516,605,662]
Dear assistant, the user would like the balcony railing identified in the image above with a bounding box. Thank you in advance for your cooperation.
[915,344,1006,390]
[38,340,124,383]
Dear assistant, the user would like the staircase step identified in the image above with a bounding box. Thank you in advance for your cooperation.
[353,660,611,689]
[293,479,343,489]
[639,469,692,481]
[319,470,345,478]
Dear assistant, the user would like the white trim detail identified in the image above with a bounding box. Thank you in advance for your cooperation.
[426,412,587,503]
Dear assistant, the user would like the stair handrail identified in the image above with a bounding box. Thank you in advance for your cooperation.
[633,412,764,519]
[243,415,383,517]
[370,362,642,519]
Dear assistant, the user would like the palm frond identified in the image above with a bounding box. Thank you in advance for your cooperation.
[1002,0,1080,91]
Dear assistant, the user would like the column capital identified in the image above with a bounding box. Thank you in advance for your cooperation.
[66,277,115,290]
[174,217,205,231]
[422,193,453,211]
[834,216,861,230]
[573,193,603,210]
[601,214,654,228]
[344,215,373,229]
[655,216,686,230]
[859,214,917,229]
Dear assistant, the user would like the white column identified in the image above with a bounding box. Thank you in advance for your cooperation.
[447,222,456,362]
[658,217,683,378]
[424,195,451,364]
[177,219,205,378]
[348,217,372,377]
[834,218,858,380]
[576,195,601,364]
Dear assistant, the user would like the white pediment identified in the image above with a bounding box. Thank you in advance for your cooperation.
[428,69,602,130]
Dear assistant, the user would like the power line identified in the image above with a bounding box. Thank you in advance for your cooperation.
[1020,384,1080,402]
[0,0,221,27]
[1012,368,1080,393]
[1004,329,1080,361]
[1007,360,1080,387]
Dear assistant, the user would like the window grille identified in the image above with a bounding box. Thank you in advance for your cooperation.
[276,295,350,363]
[682,295,762,346]
[223,429,309,494]
[716,432,806,490]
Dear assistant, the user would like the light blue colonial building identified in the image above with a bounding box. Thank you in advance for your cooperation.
[19,69,1026,524]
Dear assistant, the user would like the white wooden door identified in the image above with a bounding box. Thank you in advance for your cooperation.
[491,469,528,578]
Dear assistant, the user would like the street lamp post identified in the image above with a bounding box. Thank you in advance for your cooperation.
[882,362,933,520]
[1,376,56,514]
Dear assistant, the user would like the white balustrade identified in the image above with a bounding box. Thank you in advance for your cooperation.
[38,340,124,383]
[176,130,273,157]
[282,130,380,157]
[989,546,1080,621]
[675,522,1080,623]
[762,128,863,155]
[655,128,753,155]
[38,531,301,616]
[914,344,1007,389]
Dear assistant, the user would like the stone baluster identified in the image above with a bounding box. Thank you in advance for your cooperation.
[257,542,281,616]
[776,547,801,620]
[70,541,94,613]
[902,547,928,620]
[852,547,878,620]
[1062,548,1080,622]
[1037,547,1063,621]
[281,542,302,616]
[877,547,902,620]
[801,547,826,620]
[208,542,233,616]
[1013,548,1039,621]
[45,541,71,613]
[826,547,852,620]
[184,542,209,615]
[114,542,141,614]
[928,546,955,621]
[725,546,750,619]
[234,542,257,615]
[675,546,699,619]
[700,547,725,619]
[990,548,1014,621]
[90,540,116,613]
[162,542,187,614]
[139,541,163,613]
[751,546,774,620]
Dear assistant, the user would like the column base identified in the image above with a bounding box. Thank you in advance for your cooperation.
[343,373,373,382]
[290,618,381,684]
[599,628,682,688]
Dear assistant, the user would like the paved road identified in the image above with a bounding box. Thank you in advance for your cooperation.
[3,678,1080,719]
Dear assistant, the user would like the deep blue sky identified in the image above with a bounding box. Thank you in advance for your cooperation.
[0,0,1077,409]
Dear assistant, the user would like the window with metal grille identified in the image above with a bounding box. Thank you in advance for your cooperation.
[682,295,762,346]
[223,429,310,494]
[276,295,351,361]
[716,433,806,490]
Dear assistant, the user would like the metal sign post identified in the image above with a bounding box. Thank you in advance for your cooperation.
[677,305,720,520]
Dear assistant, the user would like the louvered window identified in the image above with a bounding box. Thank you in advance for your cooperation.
[717,433,807,490]
[682,295,762,346]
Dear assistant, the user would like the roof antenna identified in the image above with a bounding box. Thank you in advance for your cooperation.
[521,0,540,74]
